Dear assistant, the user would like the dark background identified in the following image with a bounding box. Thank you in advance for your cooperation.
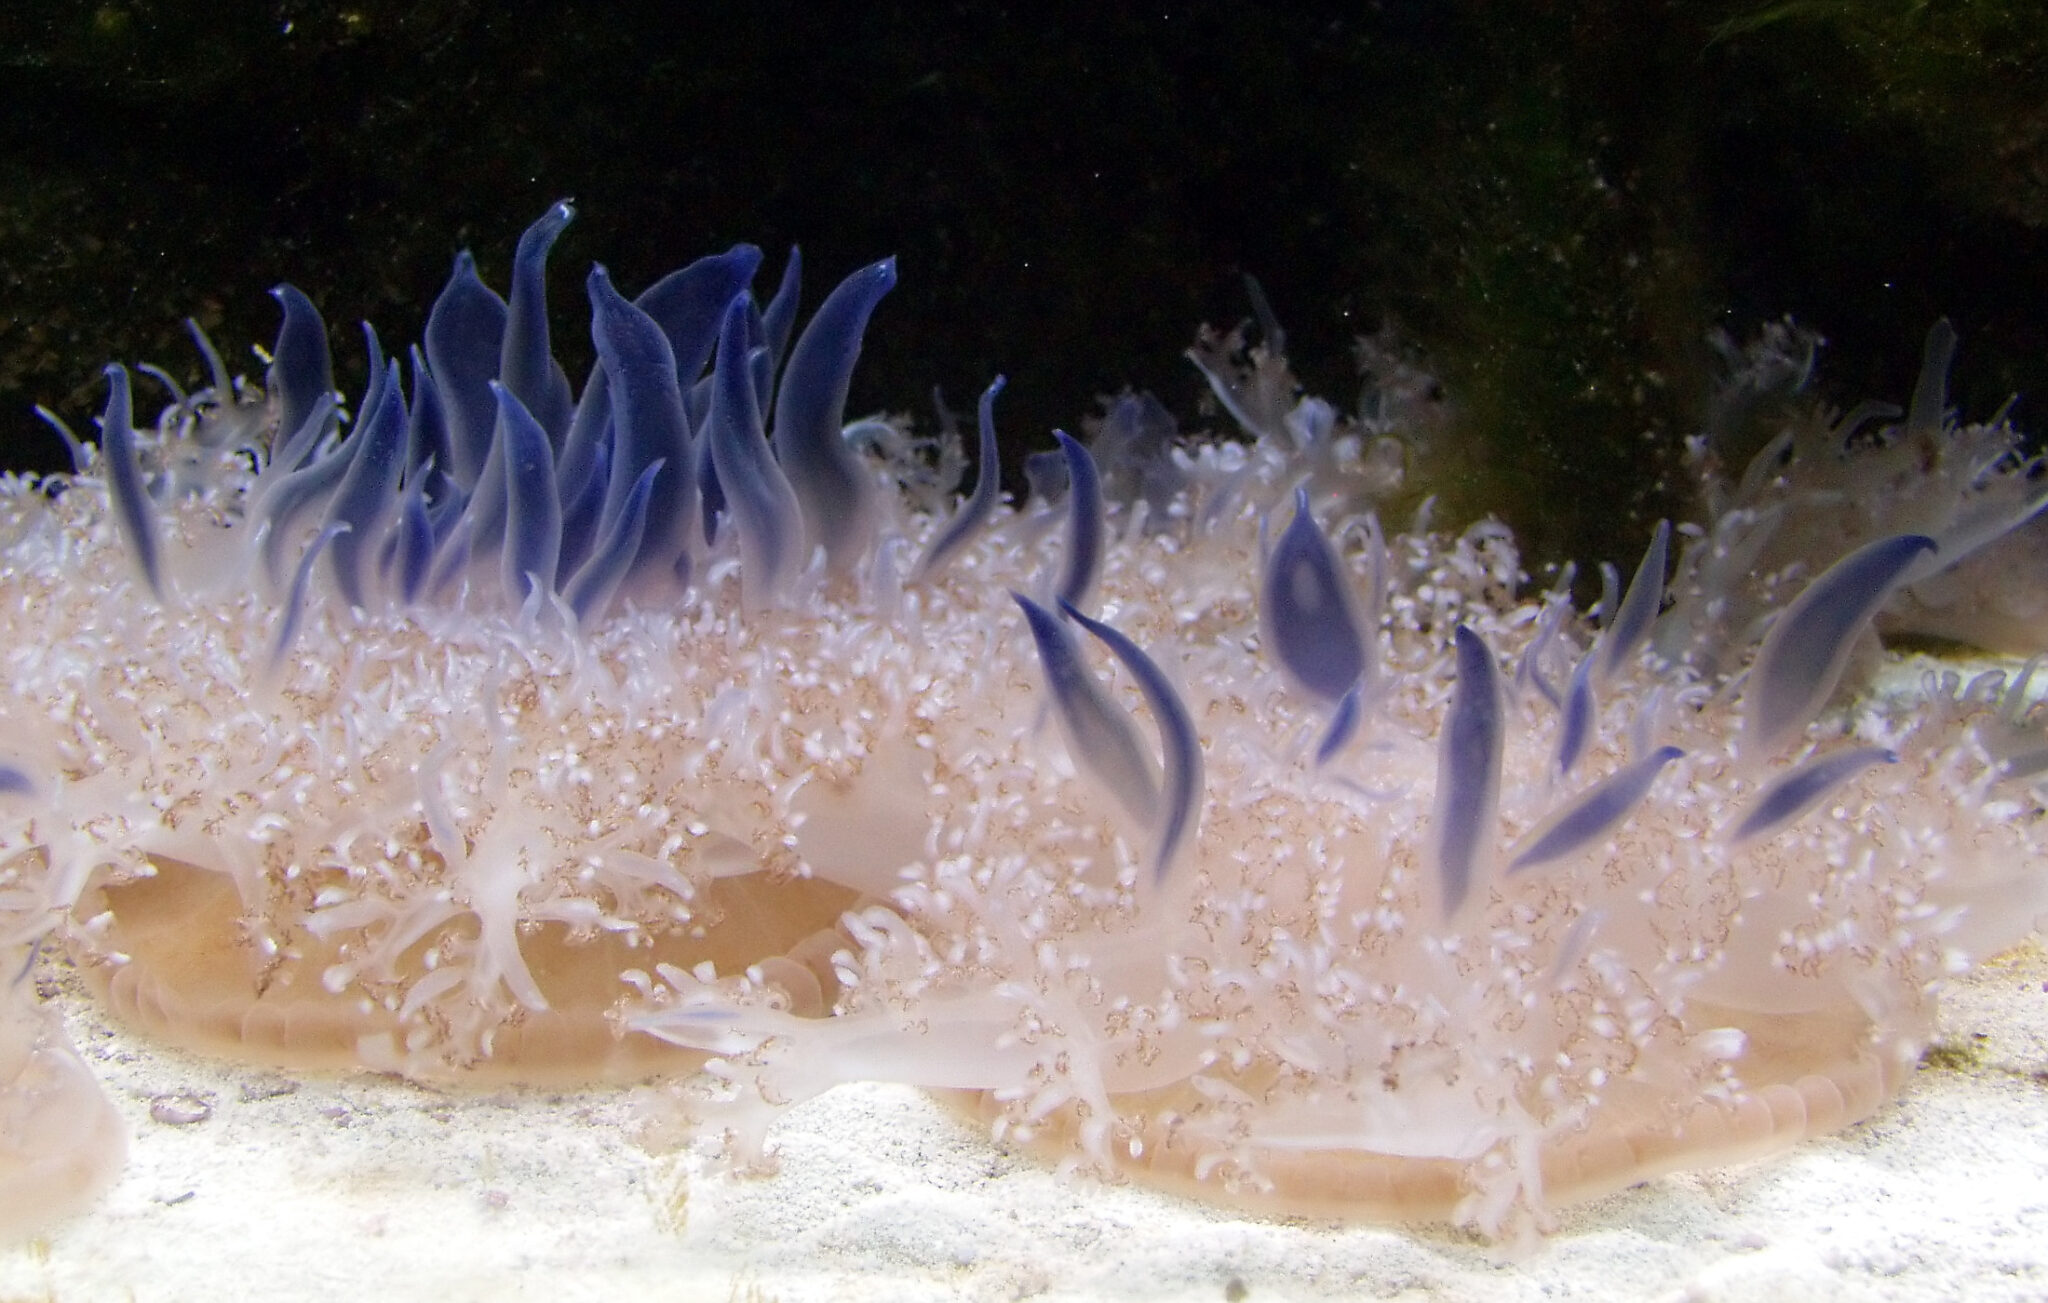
[2,0,2043,574]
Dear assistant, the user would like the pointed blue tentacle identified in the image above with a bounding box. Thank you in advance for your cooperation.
[1598,519,1668,681]
[1062,601,1204,883]
[355,322,389,424]
[565,459,663,627]
[393,469,436,606]
[758,247,802,376]
[1556,651,1597,776]
[1511,746,1684,872]
[405,346,454,495]
[0,764,34,798]
[267,284,334,468]
[423,251,509,488]
[771,257,897,576]
[97,365,164,600]
[1743,534,1936,758]
[634,244,765,384]
[1014,595,1160,830]
[323,358,409,608]
[1435,625,1504,920]
[1054,430,1104,614]
[589,265,698,590]
[500,200,576,445]
[268,386,339,483]
[707,297,803,610]
[491,381,562,606]
[454,392,511,565]
[1729,746,1898,843]
[1262,486,1365,704]
[257,402,357,587]
[555,430,612,582]
[914,375,1006,581]
[267,522,348,677]
[556,366,611,515]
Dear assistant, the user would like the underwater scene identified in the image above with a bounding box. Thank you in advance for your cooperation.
[0,4,2044,1300]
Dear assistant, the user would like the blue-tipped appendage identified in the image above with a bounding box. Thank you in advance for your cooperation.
[1014,593,1203,884]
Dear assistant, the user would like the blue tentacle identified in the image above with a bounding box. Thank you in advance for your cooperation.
[323,358,410,609]
[1512,746,1683,871]
[771,257,897,576]
[914,375,1007,581]
[565,460,663,627]
[1053,431,1104,615]
[491,380,562,606]
[1014,594,1161,833]
[1261,486,1365,705]
[707,297,803,610]
[1598,519,1669,682]
[267,284,334,469]
[588,265,699,591]
[96,364,163,600]
[1435,625,1504,920]
[1062,601,1205,884]
[500,200,577,446]
[423,251,510,488]
[1743,534,1936,758]
[1729,746,1898,843]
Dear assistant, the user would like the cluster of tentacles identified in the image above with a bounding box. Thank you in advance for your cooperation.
[2,202,2046,1245]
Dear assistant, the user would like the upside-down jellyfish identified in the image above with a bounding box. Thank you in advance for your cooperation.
[2,202,2045,1244]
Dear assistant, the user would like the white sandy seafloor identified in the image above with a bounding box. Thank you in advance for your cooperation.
[0,940,2040,1303]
